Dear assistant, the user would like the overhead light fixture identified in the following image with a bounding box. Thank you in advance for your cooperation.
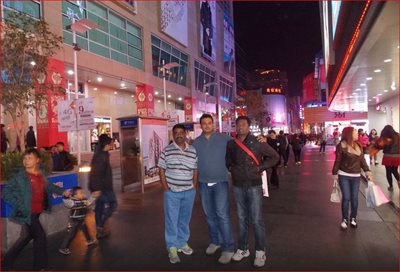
[366,77,372,81]
[167,94,171,98]
[355,88,361,91]
[131,95,134,98]
[368,99,372,101]
[168,102,171,105]
[155,91,159,95]
[360,83,366,86]
[68,82,72,86]
[157,100,161,103]
[377,93,382,96]
[384,59,392,63]
[384,89,388,93]
[374,69,381,73]
[94,87,98,91]
[97,76,103,82]
[372,96,376,99]
[114,91,118,94]
[120,82,126,87]
[30,61,36,66]
[178,97,182,101]
[67,70,74,75]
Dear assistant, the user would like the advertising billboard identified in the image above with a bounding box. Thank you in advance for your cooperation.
[200,0,216,63]
[223,13,235,76]
[160,1,188,46]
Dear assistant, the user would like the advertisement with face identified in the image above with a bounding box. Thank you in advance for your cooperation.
[223,13,235,76]
[200,0,216,63]
[160,1,188,46]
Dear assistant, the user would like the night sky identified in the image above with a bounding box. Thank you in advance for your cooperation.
[233,1,322,96]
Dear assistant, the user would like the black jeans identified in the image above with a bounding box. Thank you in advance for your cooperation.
[319,141,327,152]
[95,191,117,228]
[385,166,400,187]
[60,219,92,249]
[293,148,301,162]
[3,214,47,270]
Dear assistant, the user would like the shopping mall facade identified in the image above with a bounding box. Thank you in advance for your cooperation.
[317,1,399,136]
[1,0,236,152]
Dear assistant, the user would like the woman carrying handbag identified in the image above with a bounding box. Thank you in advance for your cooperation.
[332,127,372,230]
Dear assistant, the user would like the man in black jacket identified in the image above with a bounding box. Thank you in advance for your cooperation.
[89,134,116,239]
[26,126,37,148]
[226,116,279,268]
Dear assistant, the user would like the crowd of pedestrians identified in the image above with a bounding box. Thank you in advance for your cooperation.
[2,116,399,270]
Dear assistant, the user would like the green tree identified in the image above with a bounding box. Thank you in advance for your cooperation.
[1,11,63,151]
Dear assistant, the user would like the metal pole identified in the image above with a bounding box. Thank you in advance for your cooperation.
[72,18,81,165]
[162,60,167,113]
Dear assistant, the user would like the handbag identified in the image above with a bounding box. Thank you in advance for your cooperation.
[365,181,390,207]
[330,179,342,203]
[234,139,269,197]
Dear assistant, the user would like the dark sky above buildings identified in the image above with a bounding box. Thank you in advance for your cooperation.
[233,1,322,96]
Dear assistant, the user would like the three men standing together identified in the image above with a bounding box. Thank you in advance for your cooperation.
[159,114,279,267]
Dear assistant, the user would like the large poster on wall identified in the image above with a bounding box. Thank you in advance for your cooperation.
[223,13,235,76]
[142,124,167,184]
[160,1,188,46]
[200,0,216,63]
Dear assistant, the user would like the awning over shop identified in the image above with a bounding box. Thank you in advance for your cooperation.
[304,106,367,123]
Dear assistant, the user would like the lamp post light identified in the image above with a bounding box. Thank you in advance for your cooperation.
[160,60,180,114]
[67,11,98,164]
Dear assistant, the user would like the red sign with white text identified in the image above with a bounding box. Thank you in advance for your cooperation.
[136,84,154,117]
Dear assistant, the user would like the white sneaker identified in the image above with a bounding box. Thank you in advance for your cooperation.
[253,250,266,267]
[350,218,357,228]
[340,219,348,230]
[178,244,194,255]
[218,251,234,264]
[168,247,181,264]
[205,243,221,255]
[232,249,250,261]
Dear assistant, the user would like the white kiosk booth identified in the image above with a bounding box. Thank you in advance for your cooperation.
[117,115,168,193]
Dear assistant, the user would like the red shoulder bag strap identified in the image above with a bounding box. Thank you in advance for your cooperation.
[234,138,260,166]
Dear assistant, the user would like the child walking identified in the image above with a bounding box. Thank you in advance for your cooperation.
[59,186,96,255]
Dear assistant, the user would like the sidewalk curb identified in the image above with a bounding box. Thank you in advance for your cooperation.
[360,174,399,213]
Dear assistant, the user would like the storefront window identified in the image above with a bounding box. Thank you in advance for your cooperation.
[151,35,188,87]
[194,60,216,96]
[62,0,144,70]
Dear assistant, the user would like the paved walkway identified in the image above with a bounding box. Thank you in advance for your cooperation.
[4,145,399,271]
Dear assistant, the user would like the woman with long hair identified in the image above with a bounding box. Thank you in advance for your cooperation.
[368,129,379,165]
[379,125,400,191]
[332,127,372,230]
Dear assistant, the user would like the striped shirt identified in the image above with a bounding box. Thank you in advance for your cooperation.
[158,142,197,192]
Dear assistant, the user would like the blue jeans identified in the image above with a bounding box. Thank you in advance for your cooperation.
[233,185,266,251]
[199,182,234,252]
[95,191,117,228]
[164,188,196,251]
[338,175,360,221]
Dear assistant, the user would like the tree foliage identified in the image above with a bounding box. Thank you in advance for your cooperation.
[1,11,63,151]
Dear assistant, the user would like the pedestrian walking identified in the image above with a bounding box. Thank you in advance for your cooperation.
[319,130,327,153]
[26,126,37,148]
[226,116,279,268]
[59,186,97,255]
[267,130,280,188]
[290,134,303,165]
[158,124,198,264]
[357,129,369,154]
[2,148,70,270]
[89,134,117,239]
[1,124,8,153]
[277,130,289,167]
[192,114,235,264]
[373,125,400,191]
[332,127,372,230]
[368,129,379,165]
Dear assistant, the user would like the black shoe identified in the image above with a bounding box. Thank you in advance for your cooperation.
[388,186,393,191]
[375,162,378,165]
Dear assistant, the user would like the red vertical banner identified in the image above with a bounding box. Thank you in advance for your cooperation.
[36,58,68,148]
[184,96,196,122]
[136,84,154,117]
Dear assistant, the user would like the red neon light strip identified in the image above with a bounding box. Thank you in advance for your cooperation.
[328,1,372,104]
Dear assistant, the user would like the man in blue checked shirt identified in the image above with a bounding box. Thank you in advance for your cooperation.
[158,123,198,264]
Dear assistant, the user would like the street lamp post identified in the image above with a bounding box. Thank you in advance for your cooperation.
[160,60,180,114]
[67,11,97,164]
